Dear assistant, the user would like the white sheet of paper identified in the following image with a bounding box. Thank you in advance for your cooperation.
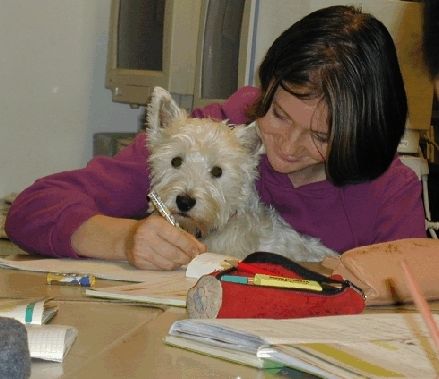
[169,313,439,346]
[86,274,196,306]
[185,252,238,279]
[0,255,185,282]
[0,253,236,282]
[26,324,78,362]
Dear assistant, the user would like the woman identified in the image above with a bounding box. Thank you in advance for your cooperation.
[6,6,425,270]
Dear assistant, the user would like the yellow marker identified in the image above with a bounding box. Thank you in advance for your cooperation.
[253,274,322,291]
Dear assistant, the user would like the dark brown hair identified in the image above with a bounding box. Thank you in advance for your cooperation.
[252,6,407,186]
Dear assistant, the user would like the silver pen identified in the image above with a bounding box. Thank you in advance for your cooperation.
[148,191,179,227]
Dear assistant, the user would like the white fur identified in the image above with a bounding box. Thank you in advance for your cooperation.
[146,87,337,262]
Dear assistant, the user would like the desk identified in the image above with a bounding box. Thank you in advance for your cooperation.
[1,241,438,379]
[0,247,306,378]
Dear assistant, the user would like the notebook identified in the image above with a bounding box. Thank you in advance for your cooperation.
[85,274,195,307]
[26,324,78,362]
[165,313,439,377]
[85,253,236,306]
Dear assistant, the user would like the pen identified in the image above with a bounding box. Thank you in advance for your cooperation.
[148,191,179,227]
[400,260,439,357]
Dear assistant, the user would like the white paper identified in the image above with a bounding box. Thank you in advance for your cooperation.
[26,324,78,362]
[167,313,439,376]
[86,273,196,306]
[185,252,238,279]
[0,254,185,282]
[0,298,58,325]
[171,313,438,345]
[258,338,439,379]
[0,253,235,282]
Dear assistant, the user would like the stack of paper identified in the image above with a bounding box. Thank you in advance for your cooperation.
[0,297,58,325]
[26,324,78,362]
[165,313,439,378]
[86,253,236,306]
[0,298,77,362]
[86,274,194,307]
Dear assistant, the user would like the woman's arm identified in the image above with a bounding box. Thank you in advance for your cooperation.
[6,134,150,258]
[373,158,426,242]
[6,132,206,268]
[71,213,205,270]
[7,86,258,264]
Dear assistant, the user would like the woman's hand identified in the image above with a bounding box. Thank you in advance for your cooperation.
[126,215,207,270]
[72,214,206,270]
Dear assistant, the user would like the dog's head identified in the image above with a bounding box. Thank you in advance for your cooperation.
[146,86,263,238]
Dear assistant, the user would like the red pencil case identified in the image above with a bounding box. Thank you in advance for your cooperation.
[186,252,365,319]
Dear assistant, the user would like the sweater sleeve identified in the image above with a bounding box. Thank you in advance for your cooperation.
[5,133,150,258]
[191,86,260,124]
[373,159,426,242]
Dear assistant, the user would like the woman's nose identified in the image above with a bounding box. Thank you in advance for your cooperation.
[280,128,307,155]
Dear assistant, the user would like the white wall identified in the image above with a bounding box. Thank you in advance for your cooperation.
[0,0,142,197]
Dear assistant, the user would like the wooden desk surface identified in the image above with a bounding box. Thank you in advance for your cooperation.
[7,270,303,379]
[1,240,437,378]
[0,250,303,378]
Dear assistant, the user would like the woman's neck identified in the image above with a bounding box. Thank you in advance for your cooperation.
[288,163,326,188]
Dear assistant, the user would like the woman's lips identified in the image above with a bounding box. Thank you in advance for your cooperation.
[279,154,300,163]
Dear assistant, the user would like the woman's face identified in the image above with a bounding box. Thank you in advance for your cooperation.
[257,88,329,175]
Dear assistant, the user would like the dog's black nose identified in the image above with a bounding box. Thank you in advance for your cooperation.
[176,195,196,212]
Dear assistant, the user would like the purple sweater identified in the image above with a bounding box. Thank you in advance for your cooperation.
[6,86,426,258]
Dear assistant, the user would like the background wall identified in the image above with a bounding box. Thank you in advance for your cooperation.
[0,0,142,198]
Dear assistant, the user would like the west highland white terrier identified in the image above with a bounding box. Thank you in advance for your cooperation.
[145,87,336,262]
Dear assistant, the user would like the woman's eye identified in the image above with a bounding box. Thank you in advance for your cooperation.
[312,133,329,144]
[272,107,291,125]
[171,156,183,168]
[211,166,222,178]
[272,107,285,119]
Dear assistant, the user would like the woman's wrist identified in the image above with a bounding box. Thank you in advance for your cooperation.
[71,214,139,261]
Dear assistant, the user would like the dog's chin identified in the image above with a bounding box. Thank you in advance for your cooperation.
[174,214,209,239]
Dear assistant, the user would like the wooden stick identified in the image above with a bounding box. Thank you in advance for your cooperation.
[401,260,439,356]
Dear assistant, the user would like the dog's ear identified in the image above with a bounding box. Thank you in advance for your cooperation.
[233,121,265,156]
[146,87,186,136]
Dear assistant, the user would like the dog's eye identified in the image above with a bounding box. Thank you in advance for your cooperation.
[171,156,183,168]
[211,166,222,178]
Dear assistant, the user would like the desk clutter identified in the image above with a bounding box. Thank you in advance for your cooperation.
[0,238,438,377]
[186,251,365,319]
[0,298,78,364]
[165,313,439,377]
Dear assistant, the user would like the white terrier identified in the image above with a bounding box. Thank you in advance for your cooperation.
[146,87,336,262]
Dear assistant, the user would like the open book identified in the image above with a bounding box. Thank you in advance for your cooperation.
[0,297,58,325]
[165,313,439,377]
[86,253,236,306]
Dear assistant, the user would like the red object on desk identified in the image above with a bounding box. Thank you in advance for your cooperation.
[236,262,298,277]
[187,252,365,319]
